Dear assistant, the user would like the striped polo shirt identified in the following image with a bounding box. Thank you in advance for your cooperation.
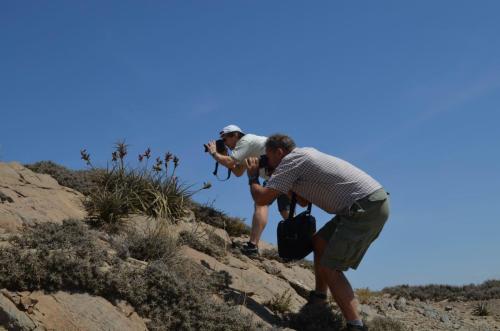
[266,147,382,214]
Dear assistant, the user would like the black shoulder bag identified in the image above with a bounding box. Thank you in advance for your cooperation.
[277,194,316,260]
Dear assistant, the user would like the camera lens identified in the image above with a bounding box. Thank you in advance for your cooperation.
[258,155,268,168]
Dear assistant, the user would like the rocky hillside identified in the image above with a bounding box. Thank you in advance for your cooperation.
[0,161,499,330]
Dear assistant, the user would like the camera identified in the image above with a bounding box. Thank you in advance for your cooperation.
[205,139,231,181]
[258,155,268,169]
[204,139,227,154]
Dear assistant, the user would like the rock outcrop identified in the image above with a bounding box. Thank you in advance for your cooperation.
[0,290,147,331]
[0,162,85,234]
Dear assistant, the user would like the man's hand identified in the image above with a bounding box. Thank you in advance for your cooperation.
[205,140,217,156]
[245,157,260,177]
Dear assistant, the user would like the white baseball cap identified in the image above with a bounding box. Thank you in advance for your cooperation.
[219,124,244,136]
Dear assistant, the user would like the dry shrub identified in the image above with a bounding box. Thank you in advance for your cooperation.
[368,316,406,331]
[25,160,101,195]
[0,220,256,331]
[113,221,180,263]
[0,220,109,292]
[288,303,344,331]
[382,280,500,302]
[110,260,254,330]
[192,203,251,237]
[355,287,379,304]
[265,289,293,315]
[178,230,226,258]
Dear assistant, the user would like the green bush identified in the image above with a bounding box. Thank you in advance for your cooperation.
[25,160,101,195]
[0,220,257,330]
[382,280,500,302]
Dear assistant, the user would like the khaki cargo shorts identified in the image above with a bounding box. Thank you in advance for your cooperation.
[316,188,390,271]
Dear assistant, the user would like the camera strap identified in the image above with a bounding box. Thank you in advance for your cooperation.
[288,193,312,221]
[213,162,231,181]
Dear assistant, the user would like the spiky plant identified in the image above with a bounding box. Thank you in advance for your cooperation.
[82,142,210,231]
[84,184,132,230]
[472,301,490,316]
[265,289,293,315]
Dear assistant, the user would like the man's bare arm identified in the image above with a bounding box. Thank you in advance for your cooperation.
[245,156,280,204]
[209,152,246,177]
[288,190,310,207]
[212,153,236,169]
[250,184,281,206]
[205,140,247,177]
[231,163,246,177]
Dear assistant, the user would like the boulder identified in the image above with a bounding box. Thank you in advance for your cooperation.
[0,162,86,234]
[0,290,147,331]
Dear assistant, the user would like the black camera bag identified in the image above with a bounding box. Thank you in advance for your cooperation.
[277,194,316,260]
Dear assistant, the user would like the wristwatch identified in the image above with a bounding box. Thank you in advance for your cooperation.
[248,175,260,185]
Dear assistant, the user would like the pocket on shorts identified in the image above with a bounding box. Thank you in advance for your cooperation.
[367,189,387,202]
[325,224,371,267]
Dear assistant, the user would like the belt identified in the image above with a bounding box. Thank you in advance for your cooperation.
[339,188,388,216]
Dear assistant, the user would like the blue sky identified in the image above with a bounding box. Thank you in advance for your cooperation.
[1,1,499,290]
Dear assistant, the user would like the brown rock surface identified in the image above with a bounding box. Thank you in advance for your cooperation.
[1,290,147,331]
[0,162,86,234]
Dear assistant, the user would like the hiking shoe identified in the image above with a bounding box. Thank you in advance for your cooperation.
[240,242,259,257]
[306,290,328,306]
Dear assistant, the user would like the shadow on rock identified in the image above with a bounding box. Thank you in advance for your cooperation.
[224,289,282,326]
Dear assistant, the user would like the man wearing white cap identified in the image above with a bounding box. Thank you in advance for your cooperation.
[205,125,290,256]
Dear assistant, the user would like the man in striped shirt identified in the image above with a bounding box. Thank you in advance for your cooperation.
[246,134,390,331]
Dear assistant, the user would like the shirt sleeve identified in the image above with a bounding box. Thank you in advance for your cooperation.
[230,140,250,163]
[265,153,304,194]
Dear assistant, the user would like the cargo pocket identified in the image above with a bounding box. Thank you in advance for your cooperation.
[323,224,371,269]
[367,189,388,202]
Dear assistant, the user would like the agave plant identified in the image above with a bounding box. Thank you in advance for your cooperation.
[472,301,490,316]
[82,142,211,230]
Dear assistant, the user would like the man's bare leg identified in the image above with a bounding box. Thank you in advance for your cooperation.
[312,235,329,295]
[249,203,269,245]
[321,267,360,322]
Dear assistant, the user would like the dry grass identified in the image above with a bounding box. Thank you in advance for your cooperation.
[265,289,293,315]
[368,316,406,331]
[355,287,379,304]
